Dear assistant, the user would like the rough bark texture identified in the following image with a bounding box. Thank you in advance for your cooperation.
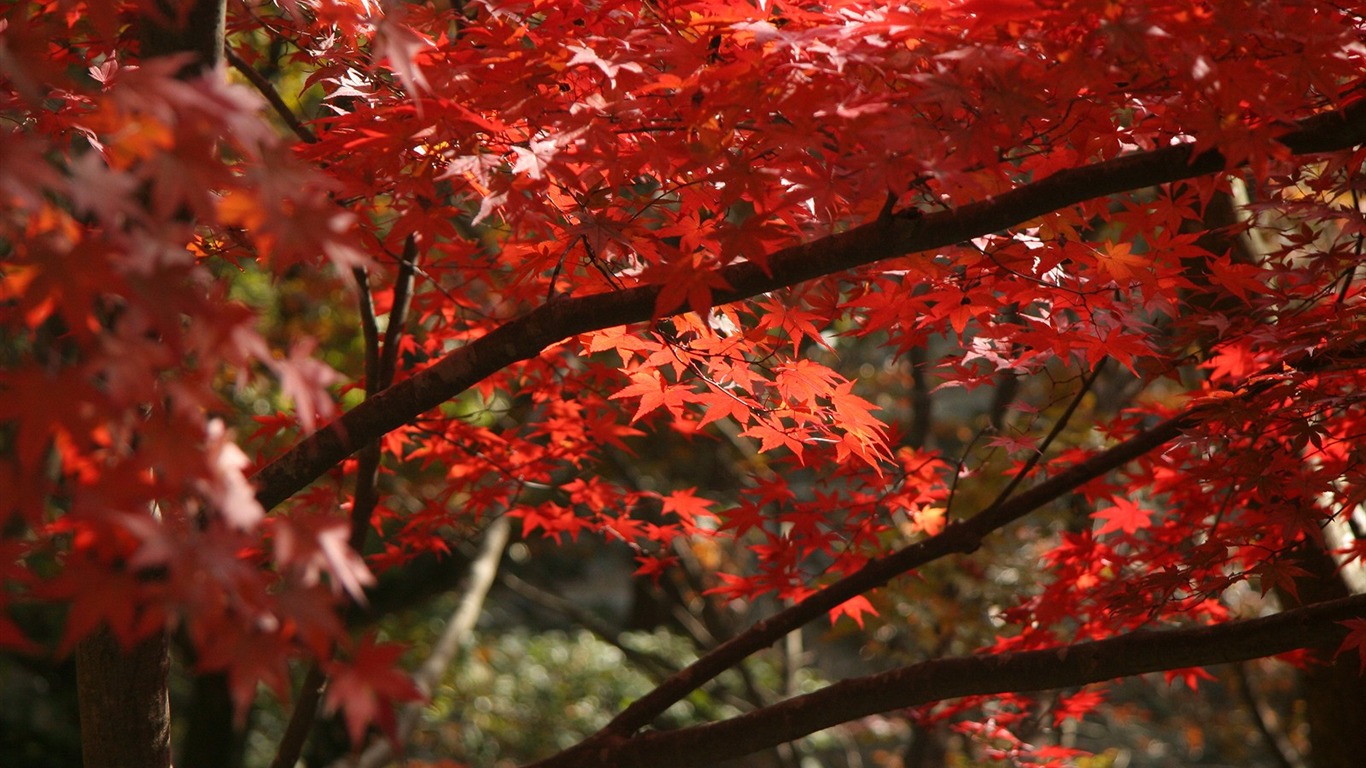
[76,627,171,768]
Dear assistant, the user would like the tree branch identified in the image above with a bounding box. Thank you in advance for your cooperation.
[241,100,1366,768]
[988,357,1105,509]
[590,340,1344,740]
[273,244,424,767]
[226,47,317,145]
[250,98,1366,512]
[591,406,1203,740]
[1231,662,1309,768]
[524,593,1366,768]
[378,235,419,388]
[338,516,511,768]
[269,664,326,768]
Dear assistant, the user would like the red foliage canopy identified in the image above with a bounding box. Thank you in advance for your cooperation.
[4,0,1366,764]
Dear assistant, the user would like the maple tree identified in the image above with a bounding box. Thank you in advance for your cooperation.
[5,0,1366,765]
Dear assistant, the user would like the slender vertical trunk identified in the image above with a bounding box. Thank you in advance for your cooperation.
[76,627,172,768]
[73,2,229,766]
[181,671,249,768]
[139,0,227,76]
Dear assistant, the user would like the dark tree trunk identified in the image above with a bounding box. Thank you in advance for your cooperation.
[73,2,230,766]
[180,672,248,768]
[139,0,227,74]
[76,628,171,768]
[1290,541,1366,768]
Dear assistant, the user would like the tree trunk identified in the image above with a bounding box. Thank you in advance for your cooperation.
[139,0,227,75]
[180,671,248,768]
[1289,541,1366,768]
[76,628,171,768]
[72,4,229,767]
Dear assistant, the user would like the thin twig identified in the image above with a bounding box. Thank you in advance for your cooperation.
[1335,186,1362,306]
[340,516,513,768]
[225,46,317,144]
[1228,663,1307,768]
[499,570,679,679]
[378,235,420,388]
[349,266,385,552]
[354,268,381,397]
[906,344,931,449]
[986,357,1106,510]
[273,254,421,767]
[269,664,327,768]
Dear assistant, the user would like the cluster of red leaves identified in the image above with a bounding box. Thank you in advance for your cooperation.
[0,0,368,716]
[4,0,1366,753]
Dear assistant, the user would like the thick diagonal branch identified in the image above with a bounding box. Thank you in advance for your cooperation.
[251,99,1366,511]
[588,406,1200,741]
[524,593,1366,768]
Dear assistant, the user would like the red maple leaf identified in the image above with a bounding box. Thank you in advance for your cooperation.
[1094,498,1151,536]
[1093,240,1149,284]
[1162,666,1216,691]
[661,488,714,525]
[610,370,696,422]
[651,255,733,318]
[1334,618,1366,674]
[829,595,877,628]
[324,636,424,747]
[1250,559,1313,601]
[1052,688,1106,726]
[14,0,1366,763]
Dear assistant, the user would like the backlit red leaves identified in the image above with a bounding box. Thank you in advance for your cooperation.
[1092,241,1150,285]
[373,18,434,97]
[8,0,1366,751]
[829,595,877,628]
[661,488,715,527]
[1052,688,1106,727]
[1094,498,1152,537]
[1162,666,1217,691]
[273,513,376,603]
[651,256,734,318]
[611,370,691,422]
